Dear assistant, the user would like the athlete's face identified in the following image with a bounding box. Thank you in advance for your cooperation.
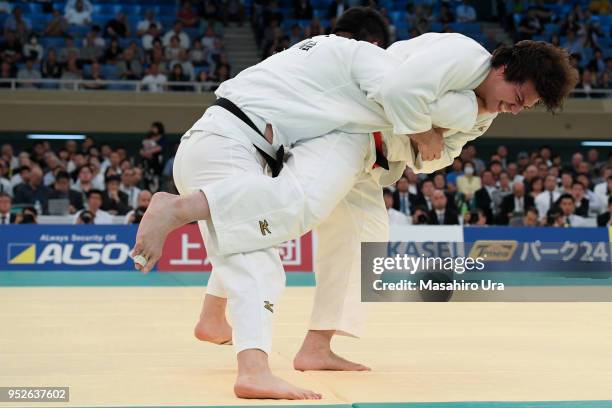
[481,66,540,115]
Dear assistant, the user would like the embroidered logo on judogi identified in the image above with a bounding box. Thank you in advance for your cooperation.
[259,219,271,236]
[299,40,317,51]
[264,301,274,313]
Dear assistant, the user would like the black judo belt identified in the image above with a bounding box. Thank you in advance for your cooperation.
[212,97,284,177]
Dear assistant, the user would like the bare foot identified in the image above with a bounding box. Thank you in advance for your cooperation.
[293,348,370,371]
[194,316,233,345]
[234,372,321,400]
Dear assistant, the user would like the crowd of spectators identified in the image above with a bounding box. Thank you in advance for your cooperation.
[0,121,177,224]
[384,144,612,228]
[0,0,233,90]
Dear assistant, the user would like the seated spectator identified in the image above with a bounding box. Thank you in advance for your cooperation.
[142,63,167,92]
[428,190,459,225]
[57,36,79,64]
[464,208,488,226]
[48,171,83,214]
[411,205,430,225]
[189,38,209,67]
[0,192,15,224]
[60,55,82,89]
[1,144,17,171]
[306,17,324,37]
[210,64,229,83]
[22,34,44,62]
[167,63,190,91]
[17,58,41,88]
[499,181,534,225]
[3,7,30,42]
[383,188,409,225]
[515,207,540,227]
[456,161,481,202]
[571,181,590,217]
[413,178,436,211]
[594,173,611,205]
[0,60,15,87]
[165,35,185,62]
[456,0,476,23]
[116,49,143,80]
[1,30,23,63]
[196,70,212,90]
[74,190,112,224]
[124,190,151,224]
[0,161,11,196]
[171,49,196,81]
[562,31,586,60]
[293,0,313,20]
[474,170,499,225]
[177,1,199,28]
[105,12,130,38]
[147,43,168,75]
[142,23,161,51]
[102,175,130,215]
[82,61,106,90]
[556,193,589,227]
[200,0,220,21]
[120,168,141,209]
[45,9,69,37]
[535,175,560,222]
[80,31,104,64]
[102,39,123,64]
[529,177,544,199]
[11,164,30,188]
[65,0,92,26]
[162,21,190,49]
[13,165,50,212]
[597,196,612,227]
[393,176,417,216]
[137,9,162,36]
[15,206,38,224]
[41,48,62,78]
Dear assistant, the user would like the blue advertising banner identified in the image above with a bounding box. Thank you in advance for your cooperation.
[0,225,138,271]
[462,227,612,274]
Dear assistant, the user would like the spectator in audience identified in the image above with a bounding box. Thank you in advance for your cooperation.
[3,6,30,42]
[138,9,162,36]
[45,9,69,37]
[171,49,196,81]
[13,165,49,212]
[0,192,15,224]
[597,196,612,227]
[1,30,23,63]
[120,168,141,209]
[101,174,130,215]
[165,35,185,61]
[11,164,30,188]
[167,63,190,91]
[392,176,415,216]
[456,161,481,203]
[428,190,459,225]
[535,174,560,222]
[0,161,11,196]
[178,1,200,28]
[102,38,123,64]
[413,178,436,211]
[0,60,15,87]
[556,193,589,227]
[16,206,38,224]
[17,58,41,88]
[464,208,487,226]
[196,70,212,90]
[141,23,161,51]
[456,0,477,23]
[142,63,167,92]
[559,170,574,194]
[222,0,245,26]
[562,30,586,61]
[116,48,143,80]
[438,4,454,24]
[518,207,540,227]
[383,188,410,225]
[594,172,611,205]
[189,38,210,67]
[58,35,79,64]
[41,48,62,79]
[60,55,82,89]
[22,34,43,62]
[1,144,17,171]
[529,176,544,199]
[65,0,92,26]
[147,43,168,74]
[74,189,112,224]
[294,0,313,19]
[80,31,104,64]
[139,121,166,189]
[48,170,83,214]
[474,170,498,225]
[82,61,106,90]
[124,189,152,224]
[571,181,590,217]
[105,11,130,39]
[411,205,430,225]
[162,21,191,49]
[500,181,534,225]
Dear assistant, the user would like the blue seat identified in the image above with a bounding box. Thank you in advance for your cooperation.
[41,37,66,49]
[67,25,90,38]
[102,64,118,79]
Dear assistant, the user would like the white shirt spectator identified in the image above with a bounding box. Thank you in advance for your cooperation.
[0,178,12,196]
[594,181,610,207]
[142,73,167,92]
[120,185,141,209]
[162,30,190,49]
[456,3,477,23]
[535,190,560,221]
[567,214,589,227]
[388,208,410,225]
[66,7,92,26]
[73,208,113,224]
[137,19,162,34]
[586,189,604,215]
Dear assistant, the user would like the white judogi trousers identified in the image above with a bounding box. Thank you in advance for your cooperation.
[173,110,388,354]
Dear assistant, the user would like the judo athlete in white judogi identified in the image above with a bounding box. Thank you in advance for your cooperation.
[133,32,575,400]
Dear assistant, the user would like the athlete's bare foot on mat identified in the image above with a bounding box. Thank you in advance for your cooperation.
[132,191,210,272]
[293,330,371,371]
[235,349,321,400]
[194,295,232,344]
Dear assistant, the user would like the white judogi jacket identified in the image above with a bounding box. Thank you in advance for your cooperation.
[203,33,497,180]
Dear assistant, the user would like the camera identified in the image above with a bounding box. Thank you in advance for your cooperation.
[79,210,95,224]
[132,207,146,224]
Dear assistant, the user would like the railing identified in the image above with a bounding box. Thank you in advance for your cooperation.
[1,78,611,98]
[0,78,221,93]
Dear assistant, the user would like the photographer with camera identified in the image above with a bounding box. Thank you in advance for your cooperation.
[15,206,38,224]
[73,189,113,224]
[124,190,151,224]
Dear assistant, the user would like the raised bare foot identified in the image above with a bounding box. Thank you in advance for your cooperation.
[234,372,321,400]
[194,316,232,344]
[293,347,371,371]
[132,192,187,273]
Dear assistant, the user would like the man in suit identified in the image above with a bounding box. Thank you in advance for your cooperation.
[102,174,131,215]
[0,192,16,224]
[597,196,612,227]
[428,189,459,225]
[499,181,534,225]
[48,171,84,214]
[557,193,589,227]
[571,181,590,217]
[392,176,417,216]
[535,174,560,222]
[474,170,499,224]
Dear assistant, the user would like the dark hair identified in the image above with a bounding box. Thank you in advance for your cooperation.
[525,206,539,217]
[558,193,574,203]
[87,189,104,200]
[490,41,578,112]
[105,174,121,184]
[55,171,70,181]
[333,7,390,48]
